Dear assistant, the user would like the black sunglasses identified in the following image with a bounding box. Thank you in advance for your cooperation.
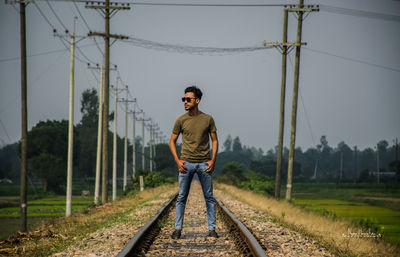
[181,97,197,103]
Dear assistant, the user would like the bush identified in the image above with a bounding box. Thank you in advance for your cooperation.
[127,169,175,194]
[215,162,246,186]
[239,170,274,195]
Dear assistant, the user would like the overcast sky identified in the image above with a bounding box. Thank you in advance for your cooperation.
[0,0,399,153]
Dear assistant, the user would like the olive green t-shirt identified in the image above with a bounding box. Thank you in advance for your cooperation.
[172,112,217,163]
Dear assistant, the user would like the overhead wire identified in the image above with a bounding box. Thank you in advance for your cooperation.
[33,1,56,30]
[46,0,69,31]
[303,47,400,73]
[72,0,105,55]
[33,1,96,66]
[319,4,400,22]
[127,2,288,7]
[287,50,317,147]
[123,35,274,55]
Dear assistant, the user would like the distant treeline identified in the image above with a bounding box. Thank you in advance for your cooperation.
[215,134,399,183]
[0,88,399,194]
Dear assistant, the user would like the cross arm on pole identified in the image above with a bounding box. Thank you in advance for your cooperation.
[88,32,129,40]
[264,42,307,54]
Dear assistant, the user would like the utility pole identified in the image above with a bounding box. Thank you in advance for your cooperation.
[138,116,151,171]
[149,123,153,172]
[66,26,75,217]
[274,9,288,200]
[142,118,146,171]
[285,0,318,201]
[86,0,130,203]
[88,64,116,204]
[122,93,135,191]
[54,17,85,216]
[129,109,142,179]
[95,65,103,205]
[376,144,380,184]
[394,138,398,184]
[112,85,123,201]
[353,146,358,184]
[132,110,136,178]
[152,125,159,171]
[19,0,28,232]
[340,150,343,182]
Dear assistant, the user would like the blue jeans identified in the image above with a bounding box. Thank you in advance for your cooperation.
[175,161,216,231]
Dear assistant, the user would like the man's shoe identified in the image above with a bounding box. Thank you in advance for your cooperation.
[171,229,181,239]
[207,230,219,238]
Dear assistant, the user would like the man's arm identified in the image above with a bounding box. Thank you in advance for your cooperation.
[169,133,187,173]
[205,131,218,173]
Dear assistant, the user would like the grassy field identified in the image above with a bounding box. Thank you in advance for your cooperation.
[0,184,178,256]
[0,196,93,240]
[290,183,400,246]
[0,180,126,240]
[219,183,400,257]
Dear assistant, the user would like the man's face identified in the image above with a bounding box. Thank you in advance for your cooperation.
[183,92,199,111]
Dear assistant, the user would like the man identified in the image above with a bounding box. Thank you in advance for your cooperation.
[169,86,219,239]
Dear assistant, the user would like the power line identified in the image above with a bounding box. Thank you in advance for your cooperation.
[33,1,291,7]
[33,1,56,30]
[0,43,100,63]
[123,35,274,55]
[46,0,69,31]
[127,2,289,7]
[288,51,316,147]
[73,0,91,31]
[299,88,316,147]
[303,47,400,73]
[0,119,12,142]
[72,0,105,55]
[320,4,400,22]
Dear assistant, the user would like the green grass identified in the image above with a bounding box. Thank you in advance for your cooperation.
[0,196,93,240]
[291,183,400,246]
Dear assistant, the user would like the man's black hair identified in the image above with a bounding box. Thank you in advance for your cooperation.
[184,86,203,99]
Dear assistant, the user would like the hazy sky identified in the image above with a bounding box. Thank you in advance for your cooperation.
[0,0,399,152]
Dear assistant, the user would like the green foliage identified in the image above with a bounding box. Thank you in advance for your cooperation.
[232,136,242,153]
[357,217,382,234]
[0,143,20,179]
[239,170,274,195]
[223,134,232,152]
[27,120,69,160]
[216,162,245,186]
[217,162,275,196]
[128,169,175,194]
[26,120,69,193]
[80,88,99,128]
[31,153,66,193]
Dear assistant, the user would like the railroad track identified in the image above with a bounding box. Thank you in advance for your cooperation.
[117,182,267,257]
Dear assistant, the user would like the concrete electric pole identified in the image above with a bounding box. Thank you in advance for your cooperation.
[285,1,318,201]
[86,0,130,203]
[54,17,86,216]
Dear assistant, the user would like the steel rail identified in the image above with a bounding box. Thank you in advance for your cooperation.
[215,197,267,257]
[117,193,267,257]
[117,193,178,257]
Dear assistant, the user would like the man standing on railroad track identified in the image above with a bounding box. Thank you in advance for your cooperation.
[169,86,219,239]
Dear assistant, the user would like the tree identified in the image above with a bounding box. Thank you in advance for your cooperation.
[223,135,232,152]
[232,136,243,153]
[250,146,264,160]
[218,162,245,186]
[80,88,99,128]
[317,135,333,177]
[335,141,353,180]
[377,140,389,170]
[27,120,69,193]
[0,143,20,179]
[76,88,99,179]
[31,153,65,193]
